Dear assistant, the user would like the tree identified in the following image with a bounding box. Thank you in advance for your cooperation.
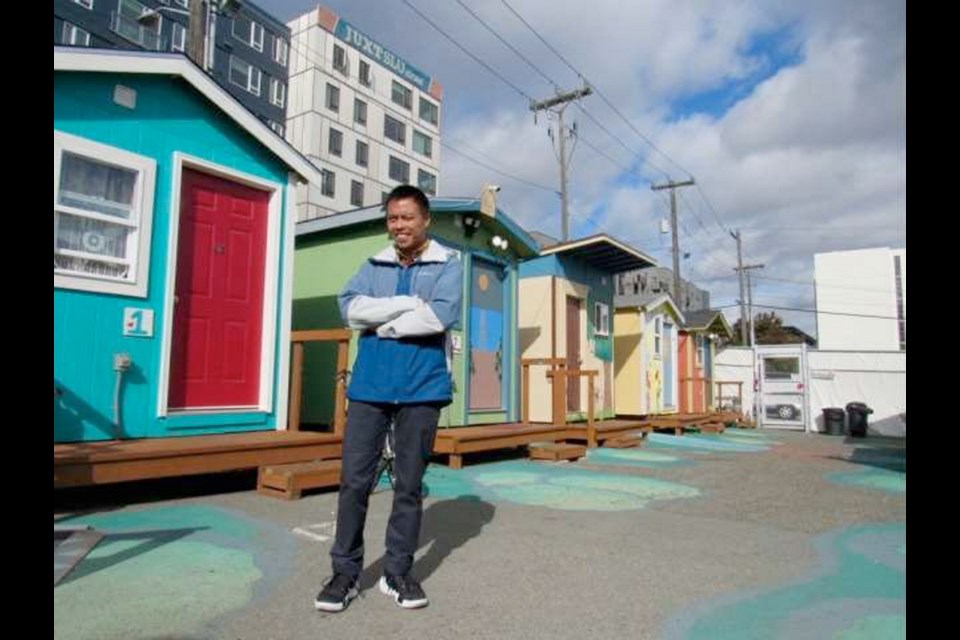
[728,312,804,345]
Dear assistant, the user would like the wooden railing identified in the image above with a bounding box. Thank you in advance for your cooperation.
[289,329,352,435]
[520,357,599,432]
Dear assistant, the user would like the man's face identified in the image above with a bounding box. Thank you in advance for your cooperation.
[386,197,430,252]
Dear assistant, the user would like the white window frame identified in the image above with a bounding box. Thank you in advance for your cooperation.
[171,21,186,52]
[355,140,368,167]
[62,22,92,46]
[413,130,432,158]
[270,77,285,108]
[232,16,264,52]
[654,317,662,357]
[326,83,339,112]
[321,169,336,197]
[328,128,343,157]
[419,97,439,125]
[389,156,410,183]
[417,168,436,196]
[54,130,156,298]
[73,0,94,9]
[354,98,367,125]
[384,114,406,145]
[594,302,610,336]
[274,37,288,67]
[391,80,412,109]
[350,180,364,208]
[174,0,188,8]
[358,60,371,87]
[332,44,348,74]
[229,55,261,96]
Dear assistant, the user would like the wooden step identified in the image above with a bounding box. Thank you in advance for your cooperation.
[528,442,587,462]
[698,422,726,434]
[257,459,342,500]
[605,433,643,448]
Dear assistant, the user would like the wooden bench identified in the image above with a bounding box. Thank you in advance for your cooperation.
[528,442,587,462]
[257,459,342,500]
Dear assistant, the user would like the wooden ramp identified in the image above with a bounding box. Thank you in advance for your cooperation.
[433,423,569,469]
[54,431,342,488]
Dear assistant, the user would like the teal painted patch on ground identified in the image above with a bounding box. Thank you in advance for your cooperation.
[663,523,906,640]
[647,432,771,453]
[827,469,906,494]
[423,460,700,511]
[54,505,294,640]
[584,447,693,468]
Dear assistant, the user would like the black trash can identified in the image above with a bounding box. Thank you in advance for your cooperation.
[845,402,873,438]
[822,408,845,435]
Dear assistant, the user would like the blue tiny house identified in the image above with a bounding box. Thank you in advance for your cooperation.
[54,48,317,444]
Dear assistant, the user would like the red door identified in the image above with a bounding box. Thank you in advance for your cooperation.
[679,333,691,413]
[168,169,269,409]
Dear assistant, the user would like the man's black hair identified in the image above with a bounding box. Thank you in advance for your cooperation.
[384,185,430,217]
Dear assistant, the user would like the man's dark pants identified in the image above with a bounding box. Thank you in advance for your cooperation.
[330,400,441,579]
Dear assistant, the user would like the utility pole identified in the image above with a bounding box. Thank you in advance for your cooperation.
[735,263,764,346]
[188,0,206,67]
[530,85,592,241]
[731,230,747,344]
[651,178,695,306]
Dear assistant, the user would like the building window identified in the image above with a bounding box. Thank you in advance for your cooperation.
[417,169,436,195]
[391,80,412,109]
[354,99,367,126]
[389,156,410,183]
[229,55,261,96]
[384,114,406,145]
[695,335,703,365]
[73,0,94,9]
[593,302,609,336]
[113,0,162,50]
[270,78,285,108]
[321,169,335,197]
[232,16,264,52]
[894,255,905,350]
[174,0,189,7]
[654,317,662,356]
[355,141,368,167]
[325,83,339,112]
[54,130,156,298]
[350,180,364,208]
[333,44,348,74]
[274,37,288,66]
[412,130,432,158]
[419,97,438,125]
[359,60,371,87]
[328,128,343,157]
[171,22,186,52]
[62,22,91,46]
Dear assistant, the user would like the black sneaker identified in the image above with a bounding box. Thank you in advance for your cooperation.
[379,573,429,609]
[315,573,359,612]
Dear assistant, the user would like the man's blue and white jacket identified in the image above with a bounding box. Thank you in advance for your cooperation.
[338,239,463,405]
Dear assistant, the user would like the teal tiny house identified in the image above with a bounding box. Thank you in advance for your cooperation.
[54,48,318,444]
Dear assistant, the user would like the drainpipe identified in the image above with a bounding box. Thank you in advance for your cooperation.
[112,353,132,439]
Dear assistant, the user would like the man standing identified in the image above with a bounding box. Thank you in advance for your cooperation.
[315,185,463,612]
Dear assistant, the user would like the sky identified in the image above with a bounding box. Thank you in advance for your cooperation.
[263,0,906,336]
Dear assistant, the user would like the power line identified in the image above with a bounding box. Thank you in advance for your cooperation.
[499,0,690,180]
[400,0,534,101]
[453,0,558,90]
[441,141,558,193]
[715,302,899,320]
